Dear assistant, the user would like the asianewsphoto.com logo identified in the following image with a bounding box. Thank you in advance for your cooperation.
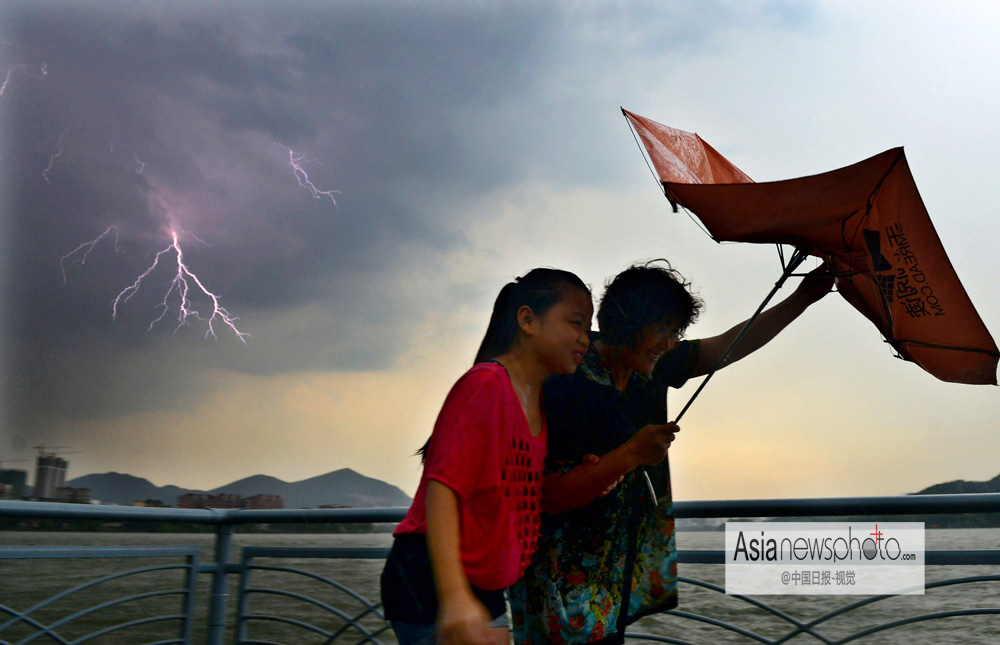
[732,523,919,564]
[725,522,925,595]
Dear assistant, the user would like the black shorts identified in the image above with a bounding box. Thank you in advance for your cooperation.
[380,533,506,622]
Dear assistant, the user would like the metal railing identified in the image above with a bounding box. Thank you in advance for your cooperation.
[1,493,999,644]
[0,544,200,644]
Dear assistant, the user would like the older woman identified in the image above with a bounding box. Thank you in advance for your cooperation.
[509,260,831,644]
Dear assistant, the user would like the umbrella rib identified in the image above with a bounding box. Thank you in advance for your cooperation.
[840,150,907,342]
[893,338,1000,357]
[621,107,667,199]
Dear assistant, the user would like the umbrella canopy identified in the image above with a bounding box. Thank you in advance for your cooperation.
[624,109,999,385]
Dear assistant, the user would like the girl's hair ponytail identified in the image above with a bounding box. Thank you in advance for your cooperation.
[473,281,522,364]
[473,268,589,364]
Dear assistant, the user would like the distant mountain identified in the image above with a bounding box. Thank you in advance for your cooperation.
[912,472,1000,495]
[905,472,1000,528]
[64,468,412,508]
[65,472,189,507]
[55,469,1000,512]
[209,469,413,509]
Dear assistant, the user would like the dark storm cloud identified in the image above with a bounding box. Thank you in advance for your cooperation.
[0,1,562,424]
[1,0,811,426]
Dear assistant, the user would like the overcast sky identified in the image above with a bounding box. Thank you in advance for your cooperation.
[2,1,997,501]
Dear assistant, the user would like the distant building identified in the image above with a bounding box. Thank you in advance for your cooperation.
[177,493,212,509]
[245,494,283,509]
[0,469,27,499]
[56,487,92,504]
[177,492,284,510]
[133,499,166,507]
[209,494,243,509]
[34,455,67,500]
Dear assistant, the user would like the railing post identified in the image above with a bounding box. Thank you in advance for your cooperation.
[182,552,199,644]
[234,549,252,644]
[207,520,234,645]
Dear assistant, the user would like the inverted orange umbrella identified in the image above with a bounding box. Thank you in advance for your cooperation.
[623,109,998,400]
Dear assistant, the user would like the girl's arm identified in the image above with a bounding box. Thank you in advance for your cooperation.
[425,480,506,645]
[541,422,678,515]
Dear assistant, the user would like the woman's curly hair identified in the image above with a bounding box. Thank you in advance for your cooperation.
[596,259,703,348]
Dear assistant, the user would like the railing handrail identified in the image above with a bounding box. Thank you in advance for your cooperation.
[674,492,1000,517]
[4,491,1000,524]
[0,501,410,524]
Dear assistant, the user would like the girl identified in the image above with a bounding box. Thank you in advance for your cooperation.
[380,268,593,645]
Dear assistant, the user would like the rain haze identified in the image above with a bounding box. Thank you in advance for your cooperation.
[1,1,997,502]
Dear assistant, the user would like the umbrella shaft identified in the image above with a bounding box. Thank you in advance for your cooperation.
[673,247,809,423]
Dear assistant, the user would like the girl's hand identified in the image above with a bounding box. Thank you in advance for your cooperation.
[437,592,507,645]
[583,454,624,496]
[627,423,679,466]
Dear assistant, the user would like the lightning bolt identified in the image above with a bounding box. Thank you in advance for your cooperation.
[108,140,147,174]
[0,62,46,98]
[60,140,245,342]
[284,146,339,205]
[43,126,70,183]
[0,66,18,97]
[112,229,249,343]
[60,225,121,285]
[21,51,248,344]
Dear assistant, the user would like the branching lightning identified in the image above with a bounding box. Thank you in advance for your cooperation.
[284,146,339,205]
[60,225,121,285]
[63,225,248,342]
[112,229,249,343]
[7,45,249,345]
[56,127,245,342]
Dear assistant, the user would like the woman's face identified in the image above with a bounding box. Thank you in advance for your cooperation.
[619,320,682,376]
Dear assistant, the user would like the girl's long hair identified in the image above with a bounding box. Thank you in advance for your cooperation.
[417,268,589,460]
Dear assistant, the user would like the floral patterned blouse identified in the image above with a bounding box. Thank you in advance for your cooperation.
[509,338,700,644]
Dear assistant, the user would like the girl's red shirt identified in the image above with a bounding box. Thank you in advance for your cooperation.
[394,362,547,591]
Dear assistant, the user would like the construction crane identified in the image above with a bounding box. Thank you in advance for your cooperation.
[32,445,82,457]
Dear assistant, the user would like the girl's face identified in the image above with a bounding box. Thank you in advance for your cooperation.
[619,319,681,376]
[529,287,593,375]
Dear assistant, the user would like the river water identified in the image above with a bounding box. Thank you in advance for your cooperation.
[1,529,998,643]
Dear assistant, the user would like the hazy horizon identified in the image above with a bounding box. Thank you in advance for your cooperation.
[9,453,999,502]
